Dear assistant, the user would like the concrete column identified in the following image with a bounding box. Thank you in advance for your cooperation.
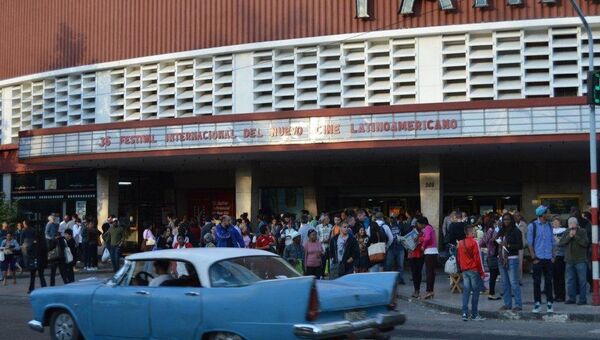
[419,155,442,234]
[235,165,259,220]
[97,169,119,224]
[303,185,318,217]
[1,173,10,201]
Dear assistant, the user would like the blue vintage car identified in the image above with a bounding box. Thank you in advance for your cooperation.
[28,248,405,339]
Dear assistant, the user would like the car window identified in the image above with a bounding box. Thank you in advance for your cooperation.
[121,259,201,288]
[209,256,300,287]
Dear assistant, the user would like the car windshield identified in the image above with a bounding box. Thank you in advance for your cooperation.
[209,256,300,288]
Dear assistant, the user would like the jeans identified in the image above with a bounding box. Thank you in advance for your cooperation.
[500,258,522,308]
[29,268,47,292]
[108,246,121,273]
[410,257,425,292]
[566,262,588,304]
[369,263,382,272]
[424,254,437,292]
[85,243,98,268]
[553,256,566,301]
[462,270,482,317]
[49,262,67,286]
[384,246,405,283]
[533,259,554,304]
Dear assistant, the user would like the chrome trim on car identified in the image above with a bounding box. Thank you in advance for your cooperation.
[293,311,406,339]
[28,320,44,333]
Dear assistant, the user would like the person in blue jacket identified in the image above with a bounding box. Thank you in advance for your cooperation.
[215,215,244,248]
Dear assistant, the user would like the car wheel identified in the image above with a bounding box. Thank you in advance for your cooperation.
[207,332,243,340]
[49,310,81,340]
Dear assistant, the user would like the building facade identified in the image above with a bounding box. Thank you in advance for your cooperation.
[1,1,599,242]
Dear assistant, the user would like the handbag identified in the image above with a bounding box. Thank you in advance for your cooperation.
[368,242,386,263]
[65,244,74,264]
[48,247,62,262]
[101,247,111,262]
[0,251,4,262]
[444,255,459,274]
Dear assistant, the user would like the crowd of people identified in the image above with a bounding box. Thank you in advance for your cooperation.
[443,205,592,321]
[0,203,595,320]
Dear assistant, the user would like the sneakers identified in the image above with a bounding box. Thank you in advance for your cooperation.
[532,303,541,313]
[471,315,486,321]
[511,307,523,312]
[499,305,511,311]
[462,313,469,321]
[488,295,501,300]
[547,303,554,314]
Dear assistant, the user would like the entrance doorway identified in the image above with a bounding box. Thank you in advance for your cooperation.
[443,195,521,216]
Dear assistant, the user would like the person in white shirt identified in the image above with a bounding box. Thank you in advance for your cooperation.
[375,212,394,249]
[298,215,315,245]
[58,215,71,236]
[148,260,173,287]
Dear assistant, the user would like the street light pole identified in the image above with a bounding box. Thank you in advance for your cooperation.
[568,0,599,306]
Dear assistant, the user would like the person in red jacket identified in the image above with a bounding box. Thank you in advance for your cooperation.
[458,224,485,322]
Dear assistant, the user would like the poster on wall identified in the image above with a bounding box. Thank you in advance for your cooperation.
[75,201,87,218]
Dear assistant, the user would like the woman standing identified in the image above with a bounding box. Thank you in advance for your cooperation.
[141,223,156,252]
[355,227,370,273]
[20,220,35,276]
[480,220,501,300]
[316,214,332,277]
[27,230,47,293]
[304,229,323,277]
[1,233,20,285]
[240,224,252,248]
[552,216,567,302]
[85,221,99,271]
[408,223,425,298]
[498,213,523,312]
[419,217,438,299]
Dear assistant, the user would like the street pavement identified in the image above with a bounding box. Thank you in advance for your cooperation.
[396,269,600,322]
[1,268,599,339]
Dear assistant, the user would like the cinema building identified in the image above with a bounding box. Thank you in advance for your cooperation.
[1,1,599,243]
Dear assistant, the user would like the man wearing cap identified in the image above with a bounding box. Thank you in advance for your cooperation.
[283,230,305,274]
[527,205,555,313]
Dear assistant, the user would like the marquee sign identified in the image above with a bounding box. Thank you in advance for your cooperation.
[17,105,592,159]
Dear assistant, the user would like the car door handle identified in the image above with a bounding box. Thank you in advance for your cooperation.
[185,292,200,296]
[135,290,150,295]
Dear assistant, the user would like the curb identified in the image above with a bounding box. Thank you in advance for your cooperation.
[398,293,600,323]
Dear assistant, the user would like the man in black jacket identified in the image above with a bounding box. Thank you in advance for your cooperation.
[329,222,359,279]
[446,211,467,248]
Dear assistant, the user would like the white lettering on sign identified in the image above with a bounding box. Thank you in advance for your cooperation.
[17,105,591,159]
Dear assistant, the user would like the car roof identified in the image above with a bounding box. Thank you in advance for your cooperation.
[126,248,276,264]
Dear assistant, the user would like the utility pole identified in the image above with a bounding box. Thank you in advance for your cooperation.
[569,0,598,306]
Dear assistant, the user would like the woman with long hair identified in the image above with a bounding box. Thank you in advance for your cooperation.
[27,228,47,293]
[408,223,425,299]
[419,216,438,299]
[480,219,501,300]
[497,213,524,311]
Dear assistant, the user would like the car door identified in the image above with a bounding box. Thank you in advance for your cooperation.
[91,261,152,339]
[150,260,204,339]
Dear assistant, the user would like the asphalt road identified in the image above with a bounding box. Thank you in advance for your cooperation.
[2,292,599,340]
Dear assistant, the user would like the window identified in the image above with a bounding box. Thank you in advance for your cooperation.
[355,0,371,19]
[399,0,416,15]
[114,259,201,287]
[209,256,300,288]
[473,0,489,8]
[439,0,455,10]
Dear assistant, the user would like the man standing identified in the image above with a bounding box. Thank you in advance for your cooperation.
[298,215,315,245]
[385,215,406,284]
[45,215,58,244]
[446,211,467,250]
[58,215,71,236]
[328,222,359,279]
[560,217,590,305]
[215,215,244,248]
[458,224,485,321]
[107,218,124,273]
[528,205,555,313]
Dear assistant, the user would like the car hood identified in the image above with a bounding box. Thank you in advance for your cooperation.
[315,280,389,312]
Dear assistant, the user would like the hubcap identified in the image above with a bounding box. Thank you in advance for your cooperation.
[54,313,74,340]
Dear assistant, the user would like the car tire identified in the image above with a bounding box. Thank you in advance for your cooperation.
[207,332,243,340]
[49,310,82,340]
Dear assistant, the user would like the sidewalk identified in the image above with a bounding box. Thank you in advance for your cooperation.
[0,262,114,300]
[397,269,600,323]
